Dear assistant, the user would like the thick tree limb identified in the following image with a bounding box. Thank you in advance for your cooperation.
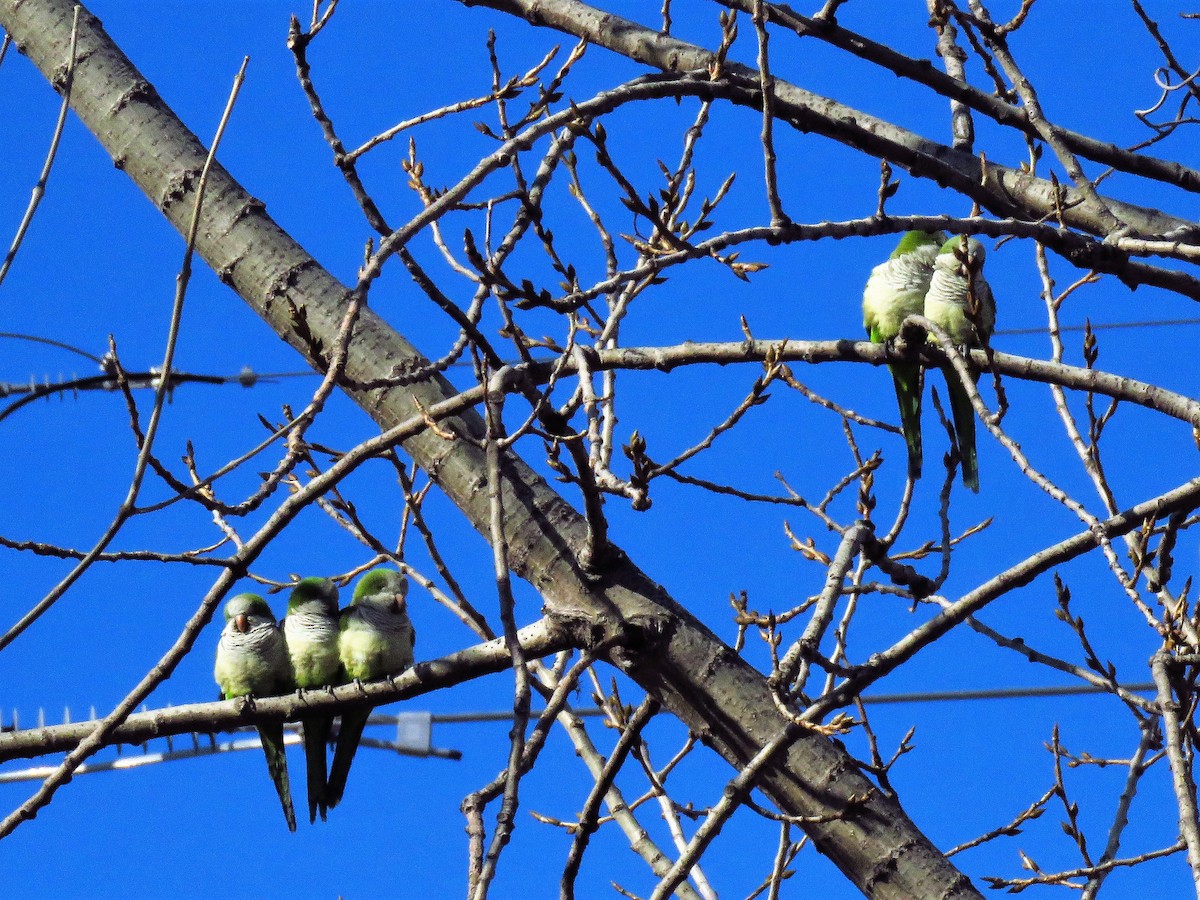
[713,0,1200,195]
[457,0,1195,241]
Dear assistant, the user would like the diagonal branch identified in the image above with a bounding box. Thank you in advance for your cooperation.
[0,1,984,894]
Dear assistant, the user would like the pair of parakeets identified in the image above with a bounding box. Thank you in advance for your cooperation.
[862,231,996,492]
[213,568,416,832]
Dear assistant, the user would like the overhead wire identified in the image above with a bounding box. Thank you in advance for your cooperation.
[4,316,1199,401]
[0,680,1154,780]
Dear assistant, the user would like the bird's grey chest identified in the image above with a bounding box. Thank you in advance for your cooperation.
[864,253,934,327]
[216,625,289,695]
[341,605,413,678]
[285,612,340,685]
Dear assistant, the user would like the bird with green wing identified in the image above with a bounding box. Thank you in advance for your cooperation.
[282,576,341,823]
[214,592,297,832]
[924,234,996,492]
[862,230,947,482]
[327,568,416,809]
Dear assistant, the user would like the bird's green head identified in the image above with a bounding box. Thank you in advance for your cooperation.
[287,576,339,614]
[938,234,985,261]
[890,230,947,259]
[223,593,275,631]
[352,568,407,607]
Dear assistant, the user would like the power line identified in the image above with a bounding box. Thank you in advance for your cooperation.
[997,318,1200,336]
[4,316,1199,409]
[430,681,1156,723]
[0,682,1152,782]
[4,315,1199,387]
[857,682,1154,704]
[0,712,457,783]
[0,331,105,364]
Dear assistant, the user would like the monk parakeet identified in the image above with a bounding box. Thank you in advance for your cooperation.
[214,592,297,832]
[327,568,416,809]
[862,230,946,481]
[924,235,996,492]
[282,577,341,823]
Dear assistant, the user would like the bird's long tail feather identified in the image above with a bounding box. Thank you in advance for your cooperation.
[945,372,979,493]
[301,715,333,823]
[888,362,923,481]
[326,707,369,810]
[258,721,297,832]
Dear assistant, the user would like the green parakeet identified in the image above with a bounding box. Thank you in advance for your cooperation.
[214,592,297,832]
[862,230,947,481]
[282,577,341,824]
[924,235,996,492]
[327,568,416,809]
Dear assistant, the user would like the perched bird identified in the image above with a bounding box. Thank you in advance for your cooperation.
[282,577,341,823]
[862,230,946,482]
[924,235,996,492]
[327,568,416,809]
[214,593,297,832]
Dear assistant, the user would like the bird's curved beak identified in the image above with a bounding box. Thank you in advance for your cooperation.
[391,593,405,613]
[234,613,250,633]
[959,245,983,276]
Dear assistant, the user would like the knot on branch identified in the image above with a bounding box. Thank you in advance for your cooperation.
[547,607,668,666]
[486,364,532,398]
[894,316,928,357]
[862,535,937,599]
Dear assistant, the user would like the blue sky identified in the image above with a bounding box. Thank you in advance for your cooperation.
[2,1,1198,896]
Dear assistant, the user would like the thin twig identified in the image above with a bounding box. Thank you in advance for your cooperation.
[1152,652,1200,894]
[0,57,250,654]
[560,697,660,898]
[0,7,78,287]
[469,374,532,900]
[753,0,789,226]
[0,58,252,834]
[1080,722,1157,899]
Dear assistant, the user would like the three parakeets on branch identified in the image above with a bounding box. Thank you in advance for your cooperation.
[214,568,416,829]
[214,593,298,833]
[862,231,995,492]
[282,577,341,824]
[328,568,416,810]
